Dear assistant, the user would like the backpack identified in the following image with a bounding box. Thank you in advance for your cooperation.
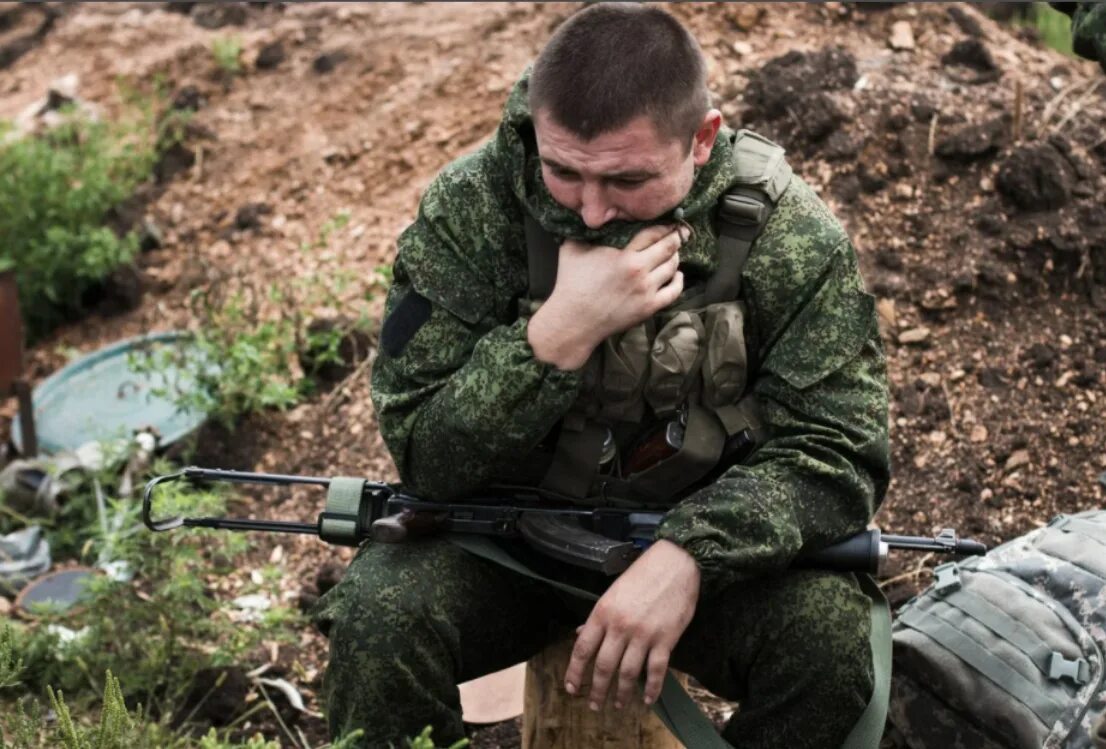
[888,510,1106,749]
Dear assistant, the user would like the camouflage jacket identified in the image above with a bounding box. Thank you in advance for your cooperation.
[1055,2,1106,73]
[371,73,890,594]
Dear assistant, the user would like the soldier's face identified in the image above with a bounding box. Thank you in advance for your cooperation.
[535,109,721,230]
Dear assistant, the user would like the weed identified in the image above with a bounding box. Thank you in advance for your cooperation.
[211,37,243,75]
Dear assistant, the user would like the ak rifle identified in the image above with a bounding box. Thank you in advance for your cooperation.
[143,466,987,576]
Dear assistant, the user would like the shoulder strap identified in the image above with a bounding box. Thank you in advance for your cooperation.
[524,214,559,302]
[703,130,792,305]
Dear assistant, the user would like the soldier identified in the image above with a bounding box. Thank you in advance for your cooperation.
[314,4,890,748]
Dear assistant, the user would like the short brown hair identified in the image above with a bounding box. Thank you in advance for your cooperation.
[528,3,710,149]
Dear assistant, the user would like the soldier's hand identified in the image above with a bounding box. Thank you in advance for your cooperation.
[527,224,687,370]
[563,539,700,711]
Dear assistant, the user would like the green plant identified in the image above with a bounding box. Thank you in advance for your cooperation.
[12,459,297,728]
[403,726,469,749]
[0,85,184,342]
[211,37,243,75]
[0,624,24,690]
[128,213,380,430]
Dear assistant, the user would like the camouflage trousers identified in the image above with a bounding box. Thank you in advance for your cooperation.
[312,537,874,749]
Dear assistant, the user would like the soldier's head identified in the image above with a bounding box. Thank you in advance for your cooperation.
[529,2,721,229]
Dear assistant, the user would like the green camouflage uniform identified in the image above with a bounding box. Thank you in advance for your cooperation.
[1055,2,1106,73]
[314,71,890,749]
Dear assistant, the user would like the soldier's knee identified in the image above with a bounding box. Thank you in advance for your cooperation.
[777,572,874,697]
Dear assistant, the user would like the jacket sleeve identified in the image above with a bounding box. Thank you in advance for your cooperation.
[655,178,890,595]
[370,160,580,499]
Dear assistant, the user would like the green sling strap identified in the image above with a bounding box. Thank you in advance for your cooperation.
[448,534,892,749]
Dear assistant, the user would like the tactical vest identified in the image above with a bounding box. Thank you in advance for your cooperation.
[520,130,792,507]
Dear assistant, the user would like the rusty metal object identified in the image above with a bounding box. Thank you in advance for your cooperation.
[0,269,20,394]
[0,269,37,456]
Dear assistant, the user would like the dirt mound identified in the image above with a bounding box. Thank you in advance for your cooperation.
[1,3,1104,743]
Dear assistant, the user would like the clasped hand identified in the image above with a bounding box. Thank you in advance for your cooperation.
[563,539,701,711]
[527,223,687,370]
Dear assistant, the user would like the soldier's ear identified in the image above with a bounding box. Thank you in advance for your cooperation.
[691,110,722,168]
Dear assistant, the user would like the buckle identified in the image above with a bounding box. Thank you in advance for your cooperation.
[932,562,962,595]
[718,193,769,226]
[1048,652,1091,685]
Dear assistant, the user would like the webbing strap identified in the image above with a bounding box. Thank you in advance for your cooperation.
[449,535,890,749]
[1052,515,1106,547]
[841,574,891,749]
[524,214,559,301]
[899,605,1065,725]
[320,477,365,546]
[929,590,1057,678]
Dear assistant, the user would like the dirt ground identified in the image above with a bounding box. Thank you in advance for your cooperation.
[2,3,1105,747]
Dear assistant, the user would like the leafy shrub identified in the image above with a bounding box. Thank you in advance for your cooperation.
[0,92,177,342]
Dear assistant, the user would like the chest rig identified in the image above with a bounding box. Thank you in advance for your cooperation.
[522,131,792,506]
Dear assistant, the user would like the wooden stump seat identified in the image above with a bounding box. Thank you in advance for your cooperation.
[522,638,686,749]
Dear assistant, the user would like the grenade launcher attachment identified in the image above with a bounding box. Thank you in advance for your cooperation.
[143,466,987,576]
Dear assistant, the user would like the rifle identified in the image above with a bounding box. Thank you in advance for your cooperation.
[143,466,987,576]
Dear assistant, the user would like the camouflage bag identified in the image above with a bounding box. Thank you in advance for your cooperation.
[888,510,1106,749]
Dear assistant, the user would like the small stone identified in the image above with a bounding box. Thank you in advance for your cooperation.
[889,21,915,51]
[919,373,942,387]
[235,202,271,231]
[1004,449,1030,471]
[970,425,988,443]
[313,50,348,75]
[269,545,284,564]
[928,431,947,446]
[731,41,753,57]
[980,487,993,502]
[255,40,285,70]
[898,327,931,345]
[0,596,10,616]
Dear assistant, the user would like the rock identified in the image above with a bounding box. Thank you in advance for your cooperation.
[977,367,1007,389]
[947,6,984,37]
[935,117,1006,162]
[822,130,865,161]
[919,373,942,388]
[0,596,10,616]
[191,2,248,29]
[255,40,285,70]
[970,425,988,443]
[170,84,205,112]
[1025,342,1056,370]
[139,217,164,252]
[729,4,761,31]
[731,41,753,57]
[898,327,931,345]
[1004,449,1031,471]
[235,202,271,231]
[889,21,915,51]
[941,39,1001,83]
[313,50,348,75]
[996,143,1075,212]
